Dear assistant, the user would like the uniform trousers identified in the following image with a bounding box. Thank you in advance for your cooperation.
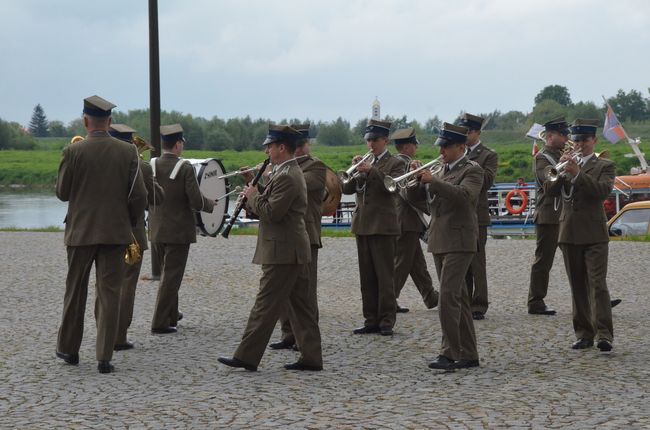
[559,242,613,342]
[528,224,559,311]
[234,263,322,368]
[57,244,125,361]
[150,242,161,279]
[279,246,319,345]
[434,252,478,361]
[114,254,144,345]
[356,234,397,329]
[394,231,438,308]
[151,243,189,330]
[465,225,489,313]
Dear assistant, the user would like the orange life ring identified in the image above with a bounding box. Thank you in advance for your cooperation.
[505,189,528,215]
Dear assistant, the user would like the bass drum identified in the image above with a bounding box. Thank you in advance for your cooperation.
[322,167,342,216]
[186,158,230,237]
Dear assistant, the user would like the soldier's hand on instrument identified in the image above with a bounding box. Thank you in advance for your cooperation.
[419,169,433,184]
[410,160,422,171]
[352,155,363,164]
[564,158,580,176]
[239,167,254,183]
[356,161,372,173]
[243,185,256,199]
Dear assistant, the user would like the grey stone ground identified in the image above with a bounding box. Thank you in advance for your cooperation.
[1,232,649,429]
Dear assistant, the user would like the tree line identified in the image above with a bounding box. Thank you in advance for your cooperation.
[3,85,650,150]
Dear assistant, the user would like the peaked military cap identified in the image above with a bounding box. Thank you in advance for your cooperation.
[570,119,599,141]
[109,124,136,142]
[458,113,484,131]
[542,116,570,135]
[390,127,419,145]
[83,95,115,117]
[291,123,311,138]
[160,124,184,143]
[434,123,469,146]
[262,124,302,146]
[364,119,392,140]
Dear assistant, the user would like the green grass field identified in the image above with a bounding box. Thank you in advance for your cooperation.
[1,131,648,186]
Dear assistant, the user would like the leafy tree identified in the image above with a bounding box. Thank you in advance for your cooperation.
[316,117,352,146]
[607,89,649,122]
[532,99,569,124]
[48,120,68,137]
[66,118,86,137]
[534,85,572,107]
[0,117,36,149]
[423,116,441,134]
[495,111,527,130]
[203,127,234,151]
[568,101,603,122]
[28,104,49,137]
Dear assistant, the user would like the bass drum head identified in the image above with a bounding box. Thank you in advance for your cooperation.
[190,158,229,236]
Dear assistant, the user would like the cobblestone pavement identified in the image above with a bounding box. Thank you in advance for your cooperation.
[1,232,649,428]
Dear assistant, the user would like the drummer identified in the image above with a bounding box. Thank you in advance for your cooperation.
[149,124,217,334]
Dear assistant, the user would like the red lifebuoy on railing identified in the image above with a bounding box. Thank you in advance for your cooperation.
[505,189,528,215]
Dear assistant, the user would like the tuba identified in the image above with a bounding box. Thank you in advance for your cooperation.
[132,135,154,155]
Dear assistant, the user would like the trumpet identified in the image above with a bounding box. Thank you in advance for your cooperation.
[544,140,583,182]
[338,151,373,185]
[383,157,444,192]
[218,166,259,180]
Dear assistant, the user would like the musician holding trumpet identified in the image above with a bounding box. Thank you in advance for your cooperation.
[343,119,405,336]
[547,119,616,352]
[405,123,484,370]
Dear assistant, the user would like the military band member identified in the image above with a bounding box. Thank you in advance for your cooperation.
[55,96,147,374]
[527,117,569,315]
[460,113,497,320]
[219,125,322,371]
[149,124,216,334]
[269,124,327,350]
[342,119,405,336]
[548,119,616,352]
[407,123,484,370]
[391,128,439,313]
[106,124,164,350]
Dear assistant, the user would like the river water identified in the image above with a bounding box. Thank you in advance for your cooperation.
[0,191,67,229]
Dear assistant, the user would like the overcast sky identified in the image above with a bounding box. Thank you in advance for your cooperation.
[1,0,649,127]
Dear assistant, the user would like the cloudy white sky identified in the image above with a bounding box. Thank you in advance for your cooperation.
[1,0,649,126]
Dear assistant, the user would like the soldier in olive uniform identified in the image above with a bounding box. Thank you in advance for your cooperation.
[149,124,216,334]
[219,125,322,371]
[527,117,569,315]
[106,124,165,349]
[407,123,484,370]
[55,96,148,374]
[391,128,438,313]
[269,124,327,350]
[460,113,497,320]
[342,119,405,336]
[548,119,616,352]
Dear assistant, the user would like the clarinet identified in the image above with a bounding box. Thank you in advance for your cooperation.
[221,158,270,238]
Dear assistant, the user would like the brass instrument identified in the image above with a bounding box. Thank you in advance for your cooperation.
[132,135,154,155]
[544,140,583,182]
[383,157,444,192]
[70,135,84,144]
[338,151,373,185]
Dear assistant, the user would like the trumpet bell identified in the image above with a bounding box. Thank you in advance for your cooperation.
[383,176,398,193]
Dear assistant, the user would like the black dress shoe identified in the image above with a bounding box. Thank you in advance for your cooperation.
[571,338,594,349]
[453,358,480,369]
[151,327,177,334]
[269,340,295,350]
[380,327,393,336]
[472,312,485,320]
[114,341,134,351]
[428,355,455,370]
[97,361,114,374]
[284,362,323,371]
[217,356,257,371]
[610,299,622,309]
[56,351,79,365]
[177,312,183,321]
[396,304,410,313]
[352,326,380,334]
[528,306,556,315]
[597,339,613,352]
